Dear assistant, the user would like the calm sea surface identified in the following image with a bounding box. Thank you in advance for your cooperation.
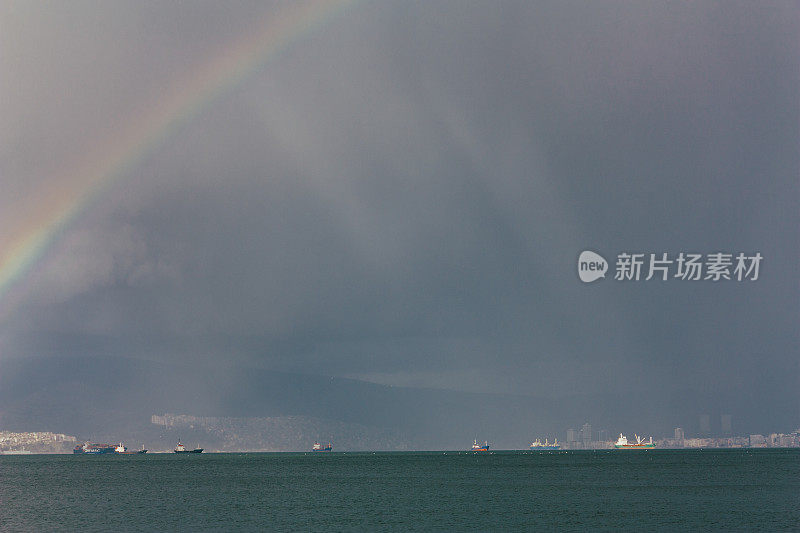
[1,449,798,531]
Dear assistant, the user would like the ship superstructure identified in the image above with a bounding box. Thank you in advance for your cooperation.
[614,433,655,449]
[529,438,560,450]
[471,439,490,452]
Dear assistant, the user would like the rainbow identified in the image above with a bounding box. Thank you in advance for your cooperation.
[0,0,355,322]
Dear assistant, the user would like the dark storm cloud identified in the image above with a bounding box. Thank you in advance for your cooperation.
[1,1,797,433]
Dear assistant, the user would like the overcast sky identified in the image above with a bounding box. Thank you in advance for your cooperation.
[1,1,797,425]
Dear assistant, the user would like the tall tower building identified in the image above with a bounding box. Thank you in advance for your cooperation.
[674,427,685,446]
[699,414,711,435]
[721,414,732,434]
[566,428,578,443]
[581,423,592,446]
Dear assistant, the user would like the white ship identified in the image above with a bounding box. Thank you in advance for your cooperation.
[614,433,655,449]
[529,438,560,450]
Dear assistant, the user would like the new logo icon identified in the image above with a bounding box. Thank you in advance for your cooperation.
[578,250,607,283]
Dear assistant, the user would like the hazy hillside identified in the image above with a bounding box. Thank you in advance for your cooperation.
[0,356,794,450]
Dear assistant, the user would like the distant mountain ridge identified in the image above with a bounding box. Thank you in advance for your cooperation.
[150,412,408,451]
[0,356,794,449]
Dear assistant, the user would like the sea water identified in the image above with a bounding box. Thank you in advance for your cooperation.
[1,449,798,531]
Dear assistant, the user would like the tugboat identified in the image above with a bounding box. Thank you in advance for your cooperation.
[614,433,655,449]
[471,439,490,452]
[174,441,203,454]
[312,442,333,452]
[529,438,560,450]
[114,443,148,454]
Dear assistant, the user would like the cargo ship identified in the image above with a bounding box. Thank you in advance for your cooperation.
[529,438,560,450]
[471,439,490,452]
[114,443,147,454]
[312,442,332,452]
[174,441,203,454]
[73,442,116,454]
[614,433,655,449]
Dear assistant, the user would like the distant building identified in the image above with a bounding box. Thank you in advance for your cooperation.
[674,427,685,442]
[721,414,732,434]
[0,431,77,452]
[566,428,578,443]
[749,434,767,447]
[597,429,609,443]
[699,414,711,435]
[581,423,592,446]
[767,433,795,447]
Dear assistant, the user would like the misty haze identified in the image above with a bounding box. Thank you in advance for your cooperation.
[1,0,797,453]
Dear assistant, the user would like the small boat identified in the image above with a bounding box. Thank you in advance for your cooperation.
[312,442,332,452]
[174,441,203,454]
[114,443,147,454]
[614,433,655,449]
[471,439,490,452]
